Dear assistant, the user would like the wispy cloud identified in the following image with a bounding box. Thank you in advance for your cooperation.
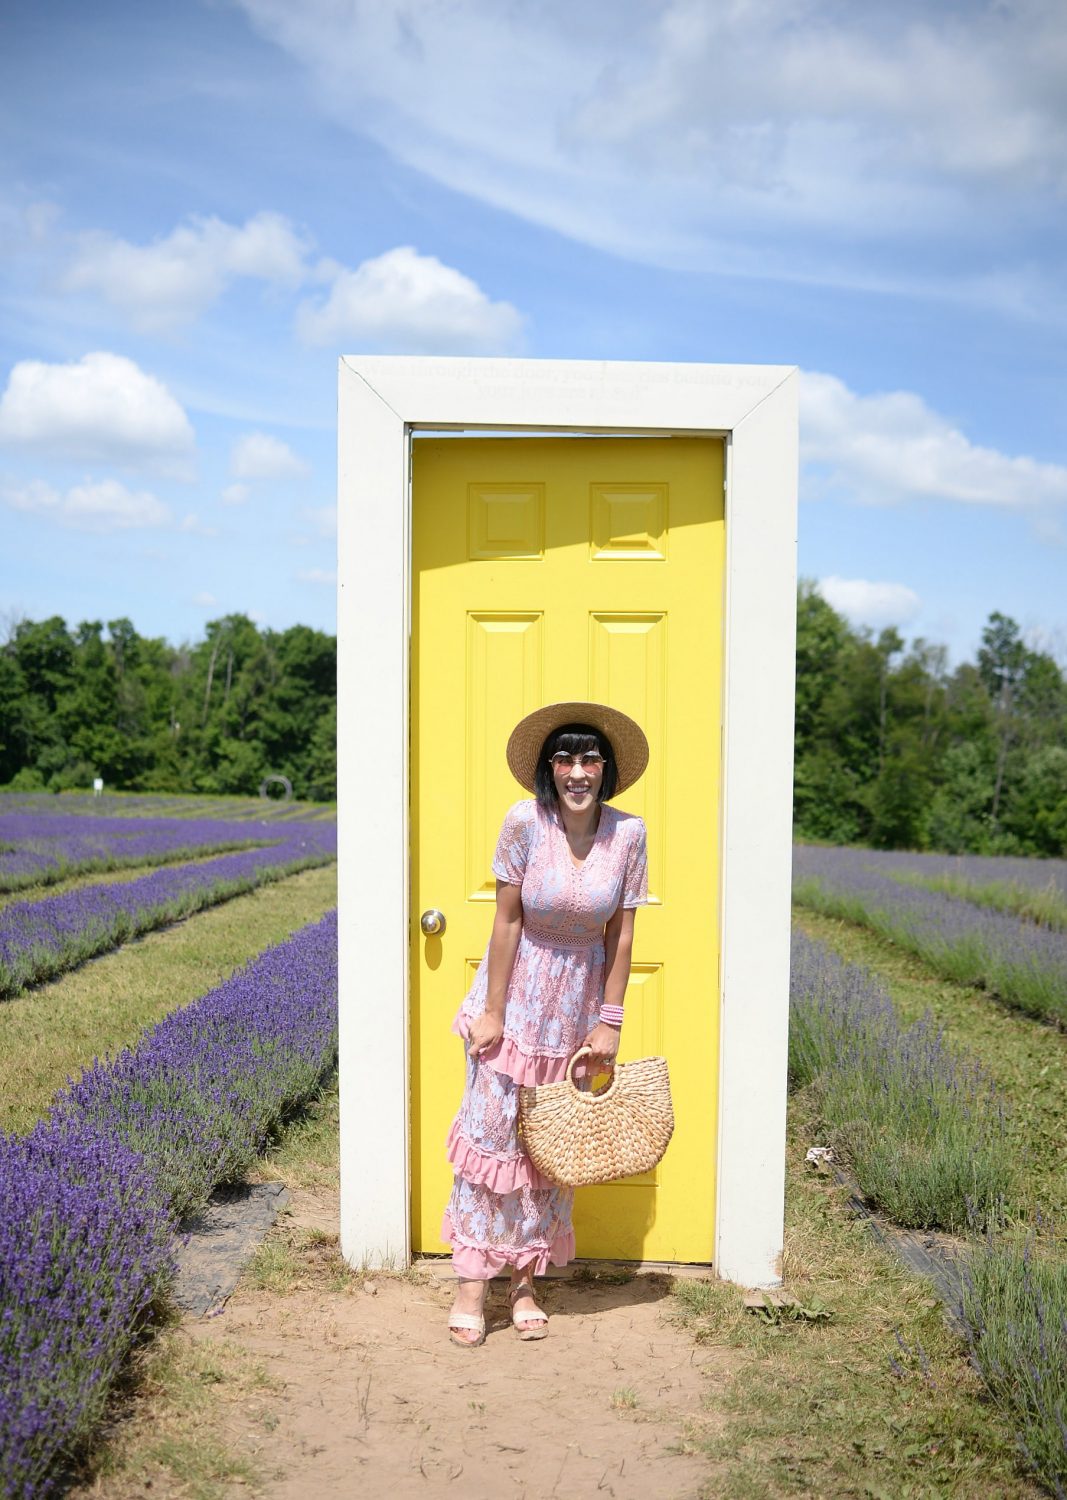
[179,512,218,537]
[800,371,1067,510]
[230,430,308,480]
[301,504,336,538]
[817,575,922,631]
[2,476,172,532]
[237,0,1067,302]
[63,211,313,332]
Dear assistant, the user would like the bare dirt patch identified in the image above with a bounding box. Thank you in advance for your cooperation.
[175,1185,736,1500]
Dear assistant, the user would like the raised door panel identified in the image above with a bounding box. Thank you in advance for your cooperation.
[465,613,543,900]
[588,611,666,903]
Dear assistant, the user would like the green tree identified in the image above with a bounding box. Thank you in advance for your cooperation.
[926,743,996,854]
[1002,747,1067,856]
[977,611,1027,828]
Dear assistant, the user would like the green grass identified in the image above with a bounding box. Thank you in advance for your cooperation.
[0,862,337,1133]
[80,1321,280,1500]
[792,905,1067,1221]
[250,1074,340,1191]
[885,869,1067,933]
[670,1092,1043,1499]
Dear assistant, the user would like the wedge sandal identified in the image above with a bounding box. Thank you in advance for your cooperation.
[448,1312,486,1348]
[508,1282,549,1341]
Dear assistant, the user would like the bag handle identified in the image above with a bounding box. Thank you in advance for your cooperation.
[566,1046,618,1099]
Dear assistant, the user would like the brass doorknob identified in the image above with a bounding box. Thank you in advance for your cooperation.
[420,909,446,936]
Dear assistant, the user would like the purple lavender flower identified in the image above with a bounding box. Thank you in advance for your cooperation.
[0,911,338,1497]
[0,824,337,998]
[793,845,1067,1024]
[790,931,1013,1229]
[958,1233,1067,1496]
[0,1120,173,1498]
[0,808,334,893]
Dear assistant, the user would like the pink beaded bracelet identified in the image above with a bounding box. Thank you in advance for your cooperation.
[599,1004,625,1028]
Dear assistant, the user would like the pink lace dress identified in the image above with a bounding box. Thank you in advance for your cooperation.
[442,798,648,1278]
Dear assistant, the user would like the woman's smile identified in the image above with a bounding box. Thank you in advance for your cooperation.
[553,765,601,813]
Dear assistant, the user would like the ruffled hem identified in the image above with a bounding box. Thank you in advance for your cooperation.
[446,1118,553,1192]
[441,1213,576,1279]
[451,1012,596,1086]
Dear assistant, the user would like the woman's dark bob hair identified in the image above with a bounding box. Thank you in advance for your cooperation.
[533,723,618,811]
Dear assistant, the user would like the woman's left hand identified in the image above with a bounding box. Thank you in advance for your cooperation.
[582,1021,621,1070]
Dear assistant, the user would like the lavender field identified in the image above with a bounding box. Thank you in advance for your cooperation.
[0,912,338,1497]
[0,807,276,891]
[5,801,1066,1494]
[0,825,336,997]
[794,843,1067,1025]
[794,844,1067,1493]
[0,796,338,1495]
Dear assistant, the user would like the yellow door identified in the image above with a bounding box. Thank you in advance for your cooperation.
[411,437,724,1263]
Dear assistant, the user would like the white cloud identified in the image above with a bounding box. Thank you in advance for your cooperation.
[230,431,308,480]
[237,0,1067,299]
[2,477,171,532]
[800,371,1067,509]
[193,591,218,608]
[0,352,195,473]
[296,567,337,585]
[817,576,922,631]
[220,482,250,506]
[297,245,523,352]
[63,211,313,331]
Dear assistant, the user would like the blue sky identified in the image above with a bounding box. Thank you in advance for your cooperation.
[1,0,1064,664]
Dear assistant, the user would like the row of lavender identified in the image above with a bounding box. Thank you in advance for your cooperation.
[0,911,338,1500]
[856,847,1067,898]
[789,930,1011,1230]
[793,845,1067,1025]
[0,791,327,819]
[0,823,337,998]
[791,931,1066,1494]
[0,807,307,892]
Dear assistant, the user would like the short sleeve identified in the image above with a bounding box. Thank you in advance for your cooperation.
[491,801,535,885]
[621,819,649,908]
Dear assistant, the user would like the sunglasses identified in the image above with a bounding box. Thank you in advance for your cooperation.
[549,751,605,771]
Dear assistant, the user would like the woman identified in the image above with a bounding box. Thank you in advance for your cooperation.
[443,701,649,1346]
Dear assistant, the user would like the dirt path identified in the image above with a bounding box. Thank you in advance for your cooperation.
[182,1186,737,1500]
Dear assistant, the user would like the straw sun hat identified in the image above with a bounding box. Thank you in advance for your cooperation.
[506,702,649,798]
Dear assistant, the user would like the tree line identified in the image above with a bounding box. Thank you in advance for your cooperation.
[1,599,1065,854]
[0,614,336,802]
[795,585,1067,856]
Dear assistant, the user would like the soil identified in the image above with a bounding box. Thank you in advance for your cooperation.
[182,1185,739,1500]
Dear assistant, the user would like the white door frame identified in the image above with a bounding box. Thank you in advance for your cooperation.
[337,356,797,1287]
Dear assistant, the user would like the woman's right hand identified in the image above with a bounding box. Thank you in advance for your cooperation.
[467,1012,504,1059]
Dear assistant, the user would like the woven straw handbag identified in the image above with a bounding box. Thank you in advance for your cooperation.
[518,1047,674,1187]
